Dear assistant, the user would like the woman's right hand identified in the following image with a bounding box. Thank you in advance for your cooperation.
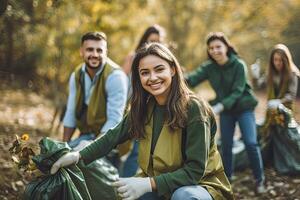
[50,151,80,174]
[267,99,281,109]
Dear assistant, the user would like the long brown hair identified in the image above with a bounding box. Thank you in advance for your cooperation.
[267,44,300,99]
[129,43,199,138]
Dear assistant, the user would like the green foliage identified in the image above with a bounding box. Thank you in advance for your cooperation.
[0,0,299,91]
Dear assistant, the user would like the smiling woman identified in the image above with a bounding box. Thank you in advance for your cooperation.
[120,25,167,178]
[138,55,175,105]
[51,43,234,200]
[186,32,266,194]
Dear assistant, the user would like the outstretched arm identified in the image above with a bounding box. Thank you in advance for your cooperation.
[80,115,130,165]
[51,115,130,174]
[185,62,209,87]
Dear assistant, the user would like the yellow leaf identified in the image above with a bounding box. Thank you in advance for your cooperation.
[21,133,29,141]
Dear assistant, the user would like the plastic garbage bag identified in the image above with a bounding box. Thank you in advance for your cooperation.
[270,105,300,174]
[218,104,300,175]
[23,137,91,200]
[69,137,119,200]
[78,158,119,200]
[233,104,300,174]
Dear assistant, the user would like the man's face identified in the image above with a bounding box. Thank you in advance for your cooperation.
[80,39,107,69]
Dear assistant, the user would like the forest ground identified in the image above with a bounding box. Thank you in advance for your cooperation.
[0,80,300,200]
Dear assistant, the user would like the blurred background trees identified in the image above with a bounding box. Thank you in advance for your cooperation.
[0,0,299,93]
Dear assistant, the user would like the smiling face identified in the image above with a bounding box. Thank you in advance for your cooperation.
[138,55,175,105]
[80,39,107,69]
[208,39,229,65]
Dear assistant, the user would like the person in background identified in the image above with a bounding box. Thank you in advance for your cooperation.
[185,32,266,194]
[62,31,128,158]
[122,24,166,76]
[265,44,299,110]
[120,24,166,177]
[51,43,234,200]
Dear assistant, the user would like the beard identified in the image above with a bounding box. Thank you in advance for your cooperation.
[85,56,102,70]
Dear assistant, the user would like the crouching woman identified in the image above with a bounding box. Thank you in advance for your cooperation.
[50,43,234,200]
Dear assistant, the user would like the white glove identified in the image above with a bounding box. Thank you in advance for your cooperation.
[73,140,92,151]
[50,151,80,174]
[212,103,224,115]
[250,59,261,79]
[267,99,281,109]
[112,177,152,200]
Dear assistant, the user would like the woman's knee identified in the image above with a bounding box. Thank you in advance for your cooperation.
[171,186,212,200]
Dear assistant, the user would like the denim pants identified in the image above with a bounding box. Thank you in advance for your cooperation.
[220,110,264,183]
[67,133,95,148]
[139,185,212,200]
[121,140,139,177]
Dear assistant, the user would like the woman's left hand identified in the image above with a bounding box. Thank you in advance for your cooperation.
[112,177,152,200]
[212,103,224,115]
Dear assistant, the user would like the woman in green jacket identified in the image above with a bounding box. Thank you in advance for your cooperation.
[51,43,233,200]
[186,32,265,194]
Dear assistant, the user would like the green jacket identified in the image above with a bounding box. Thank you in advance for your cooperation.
[80,97,234,199]
[186,54,257,113]
[139,100,233,200]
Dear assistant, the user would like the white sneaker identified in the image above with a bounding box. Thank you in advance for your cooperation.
[255,181,266,194]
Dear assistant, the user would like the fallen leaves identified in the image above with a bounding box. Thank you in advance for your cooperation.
[9,134,37,173]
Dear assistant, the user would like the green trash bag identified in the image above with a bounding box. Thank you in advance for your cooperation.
[23,137,91,200]
[77,158,119,200]
[271,105,300,175]
[230,104,300,175]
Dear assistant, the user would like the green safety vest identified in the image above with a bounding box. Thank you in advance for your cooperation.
[74,61,119,135]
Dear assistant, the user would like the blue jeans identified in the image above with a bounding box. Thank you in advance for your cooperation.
[121,140,139,177]
[139,185,212,200]
[220,110,264,183]
[67,133,95,148]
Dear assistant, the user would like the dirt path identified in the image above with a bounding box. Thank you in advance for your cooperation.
[0,88,60,200]
[0,86,299,199]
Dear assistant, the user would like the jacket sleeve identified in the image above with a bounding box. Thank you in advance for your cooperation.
[221,62,247,110]
[185,63,209,88]
[80,115,130,165]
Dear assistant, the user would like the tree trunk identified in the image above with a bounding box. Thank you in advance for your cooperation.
[4,16,13,71]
